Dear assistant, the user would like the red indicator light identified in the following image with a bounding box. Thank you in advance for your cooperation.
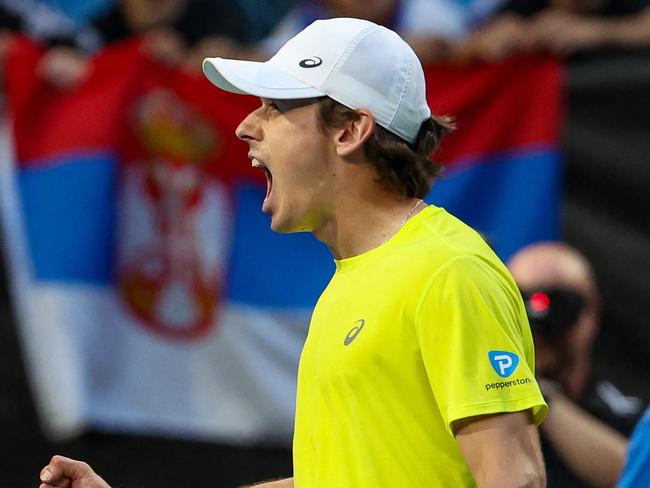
[530,292,550,313]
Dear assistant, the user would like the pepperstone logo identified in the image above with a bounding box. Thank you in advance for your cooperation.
[344,319,365,346]
[488,350,519,378]
[299,56,323,68]
[485,377,532,392]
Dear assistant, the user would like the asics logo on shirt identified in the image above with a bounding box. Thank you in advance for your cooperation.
[488,351,520,378]
[344,319,365,346]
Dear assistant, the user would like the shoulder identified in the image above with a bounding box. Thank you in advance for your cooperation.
[411,206,487,251]
[411,208,507,278]
[423,253,518,307]
[630,408,650,438]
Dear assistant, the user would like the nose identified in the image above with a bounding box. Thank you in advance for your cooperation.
[236,108,263,142]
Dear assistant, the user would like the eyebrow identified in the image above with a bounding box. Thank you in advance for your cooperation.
[265,97,325,113]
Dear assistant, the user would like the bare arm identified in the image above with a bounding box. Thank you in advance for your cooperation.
[541,392,628,488]
[530,7,650,55]
[455,410,545,488]
[243,478,293,488]
[593,7,650,46]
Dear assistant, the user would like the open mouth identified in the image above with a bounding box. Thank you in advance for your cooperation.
[252,158,273,203]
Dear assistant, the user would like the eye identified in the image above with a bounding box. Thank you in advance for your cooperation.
[265,100,280,112]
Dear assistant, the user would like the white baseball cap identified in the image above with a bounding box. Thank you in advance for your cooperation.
[203,17,431,144]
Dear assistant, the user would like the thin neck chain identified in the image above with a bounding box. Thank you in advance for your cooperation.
[400,199,423,228]
[384,199,423,243]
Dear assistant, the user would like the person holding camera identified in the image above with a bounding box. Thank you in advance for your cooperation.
[508,241,644,488]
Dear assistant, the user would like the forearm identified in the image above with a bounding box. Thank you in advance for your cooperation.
[472,458,545,488]
[457,412,545,488]
[596,8,650,46]
[542,393,628,487]
[242,477,293,488]
[478,475,545,488]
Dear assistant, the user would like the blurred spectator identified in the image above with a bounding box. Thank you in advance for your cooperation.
[0,0,109,51]
[0,7,18,74]
[1,0,107,79]
[1,0,256,89]
[508,241,645,488]
[237,0,295,42]
[619,407,650,487]
[36,0,114,24]
[259,0,508,63]
[456,0,650,62]
[92,0,255,72]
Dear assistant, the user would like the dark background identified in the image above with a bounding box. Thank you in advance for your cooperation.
[564,49,650,396]
[1,49,649,487]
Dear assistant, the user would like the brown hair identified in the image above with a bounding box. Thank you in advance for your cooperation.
[315,97,455,199]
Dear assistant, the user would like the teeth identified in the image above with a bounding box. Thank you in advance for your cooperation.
[251,158,263,168]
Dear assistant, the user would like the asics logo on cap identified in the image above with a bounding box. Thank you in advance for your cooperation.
[299,56,322,68]
[202,18,432,143]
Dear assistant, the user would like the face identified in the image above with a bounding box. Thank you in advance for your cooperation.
[508,245,599,397]
[236,98,336,233]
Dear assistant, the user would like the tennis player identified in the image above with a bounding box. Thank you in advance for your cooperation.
[40,17,547,488]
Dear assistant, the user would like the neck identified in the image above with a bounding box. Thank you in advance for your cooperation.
[313,191,424,260]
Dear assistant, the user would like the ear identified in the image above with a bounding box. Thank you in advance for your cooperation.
[333,109,375,157]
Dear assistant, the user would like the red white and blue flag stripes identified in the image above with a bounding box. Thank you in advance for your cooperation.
[0,37,562,441]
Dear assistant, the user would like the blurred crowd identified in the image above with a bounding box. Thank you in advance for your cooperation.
[1,0,650,89]
[1,1,650,487]
[509,242,645,487]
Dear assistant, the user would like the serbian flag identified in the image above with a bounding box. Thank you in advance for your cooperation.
[0,37,562,442]
[426,59,562,257]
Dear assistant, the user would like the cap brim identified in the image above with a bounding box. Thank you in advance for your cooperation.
[203,57,325,100]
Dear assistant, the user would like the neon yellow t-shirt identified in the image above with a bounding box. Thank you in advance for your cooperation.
[293,205,547,487]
